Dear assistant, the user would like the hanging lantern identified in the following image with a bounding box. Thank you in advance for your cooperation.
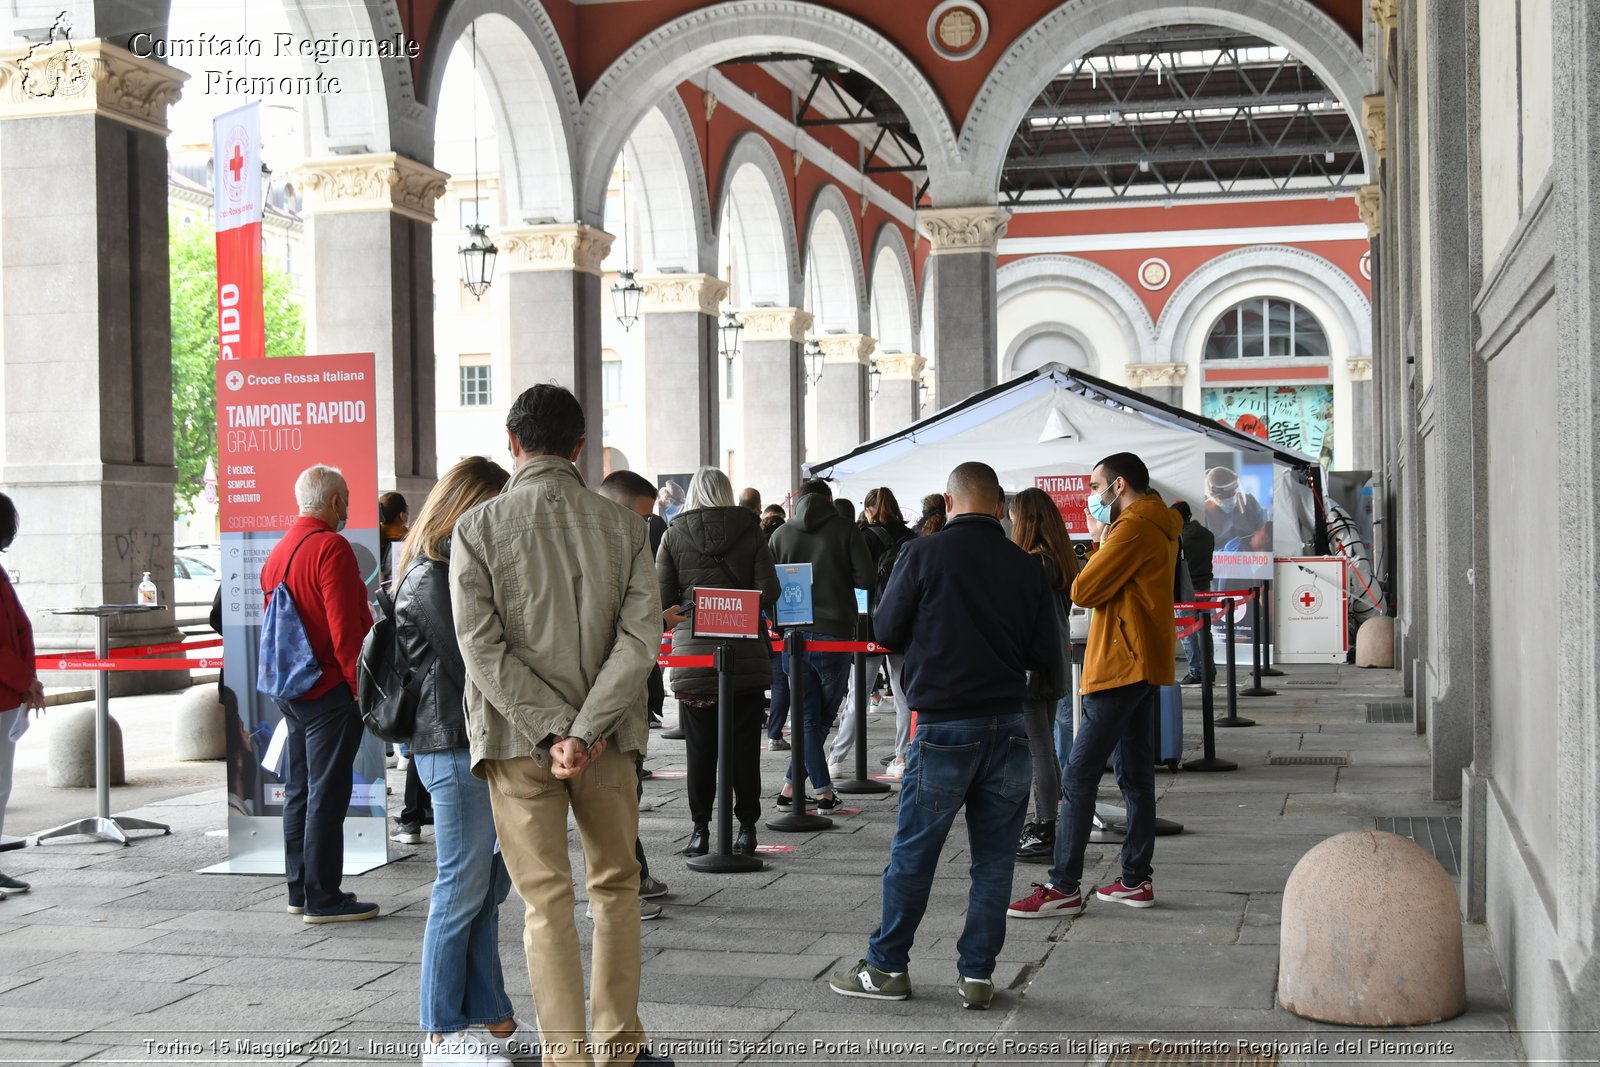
[718,310,743,361]
[804,337,825,386]
[869,360,882,400]
[459,223,498,300]
[611,268,643,331]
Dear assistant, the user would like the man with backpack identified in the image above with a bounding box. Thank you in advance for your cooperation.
[258,465,379,924]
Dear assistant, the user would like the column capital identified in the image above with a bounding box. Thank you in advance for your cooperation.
[1369,0,1398,33]
[875,352,927,380]
[917,206,1011,256]
[818,333,876,366]
[738,306,812,343]
[1357,183,1382,239]
[1347,356,1374,381]
[1362,94,1387,165]
[639,273,727,316]
[1125,362,1188,388]
[296,153,449,224]
[495,223,613,276]
[0,38,187,136]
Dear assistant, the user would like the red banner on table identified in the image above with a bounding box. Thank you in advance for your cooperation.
[213,102,265,362]
[691,587,763,640]
[1035,474,1091,535]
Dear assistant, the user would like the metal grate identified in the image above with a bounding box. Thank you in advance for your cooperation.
[1268,754,1349,766]
[1366,702,1415,723]
[1109,1046,1277,1067]
[1279,680,1340,687]
[1375,816,1463,877]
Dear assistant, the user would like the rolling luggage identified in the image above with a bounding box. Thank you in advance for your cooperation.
[1156,684,1184,769]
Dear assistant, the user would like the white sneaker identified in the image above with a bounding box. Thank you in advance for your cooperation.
[882,758,906,780]
[827,761,847,780]
[473,1019,539,1064]
[422,1031,512,1067]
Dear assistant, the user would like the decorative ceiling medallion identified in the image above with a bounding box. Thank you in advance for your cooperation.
[1137,257,1171,291]
[928,1,989,62]
[1359,250,1372,280]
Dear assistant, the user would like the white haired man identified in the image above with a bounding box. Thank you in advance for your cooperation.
[259,464,379,923]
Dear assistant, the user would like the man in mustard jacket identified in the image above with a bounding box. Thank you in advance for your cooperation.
[1009,451,1182,918]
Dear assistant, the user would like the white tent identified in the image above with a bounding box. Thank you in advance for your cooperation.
[808,364,1324,564]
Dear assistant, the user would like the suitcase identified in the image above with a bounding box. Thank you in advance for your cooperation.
[1156,684,1184,769]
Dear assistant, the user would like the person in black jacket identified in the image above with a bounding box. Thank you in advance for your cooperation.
[657,467,779,857]
[392,456,537,1062]
[829,462,1057,1009]
[1172,501,1216,686]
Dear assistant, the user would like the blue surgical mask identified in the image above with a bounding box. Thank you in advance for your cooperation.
[1086,487,1113,524]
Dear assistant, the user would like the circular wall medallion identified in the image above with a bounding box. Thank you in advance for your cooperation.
[1137,257,1171,291]
[928,1,989,61]
[1359,250,1372,280]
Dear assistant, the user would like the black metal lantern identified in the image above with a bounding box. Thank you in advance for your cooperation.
[718,310,743,360]
[804,337,825,387]
[611,268,643,331]
[869,360,882,400]
[459,223,498,299]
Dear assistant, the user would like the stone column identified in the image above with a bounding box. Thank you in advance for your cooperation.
[813,333,875,466]
[0,38,188,683]
[1346,357,1374,469]
[1124,362,1188,408]
[918,207,1009,410]
[638,273,725,481]
[494,223,612,482]
[736,306,809,504]
[872,353,926,436]
[297,153,447,503]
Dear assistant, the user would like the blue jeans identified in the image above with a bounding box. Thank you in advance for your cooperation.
[766,652,788,740]
[415,747,515,1035]
[779,633,850,793]
[1052,694,1074,784]
[867,714,1031,980]
[1048,682,1157,894]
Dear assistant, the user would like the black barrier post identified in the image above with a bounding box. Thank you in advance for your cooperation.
[687,643,764,872]
[1214,596,1256,728]
[766,631,834,833]
[1184,609,1238,772]
[835,620,890,795]
[1242,586,1278,697]
[1259,580,1284,676]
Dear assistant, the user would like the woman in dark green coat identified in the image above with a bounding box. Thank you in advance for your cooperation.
[658,467,780,857]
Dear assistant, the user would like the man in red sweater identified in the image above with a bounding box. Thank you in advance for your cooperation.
[259,465,378,923]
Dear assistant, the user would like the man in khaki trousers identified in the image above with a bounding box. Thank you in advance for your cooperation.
[451,385,671,1067]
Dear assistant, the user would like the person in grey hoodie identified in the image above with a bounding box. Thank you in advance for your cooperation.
[766,479,875,810]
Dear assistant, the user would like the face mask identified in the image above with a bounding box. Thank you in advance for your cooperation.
[1086,486,1113,525]
[1212,495,1238,514]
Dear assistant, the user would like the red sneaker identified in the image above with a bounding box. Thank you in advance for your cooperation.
[1095,878,1155,908]
[1007,882,1085,919]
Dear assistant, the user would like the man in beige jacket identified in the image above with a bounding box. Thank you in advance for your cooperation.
[450,384,670,1067]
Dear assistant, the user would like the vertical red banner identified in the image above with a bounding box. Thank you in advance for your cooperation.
[213,102,265,362]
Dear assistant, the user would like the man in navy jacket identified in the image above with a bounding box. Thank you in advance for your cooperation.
[830,461,1057,1010]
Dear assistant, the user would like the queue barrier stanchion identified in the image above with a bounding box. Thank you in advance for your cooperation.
[1242,582,1278,698]
[1259,580,1284,677]
[835,617,890,796]
[766,631,833,834]
[1183,608,1237,772]
[1212,595,1256,728]
[686,642,764,873]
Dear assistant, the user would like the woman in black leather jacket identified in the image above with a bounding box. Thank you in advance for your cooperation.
[391,457,533,1060]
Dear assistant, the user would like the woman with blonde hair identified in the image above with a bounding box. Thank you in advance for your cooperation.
[1007,486,1081,863]
[657,466,779,857]
[391,457,534,1066]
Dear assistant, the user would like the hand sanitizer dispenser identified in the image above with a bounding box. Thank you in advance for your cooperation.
[136,571,157,606]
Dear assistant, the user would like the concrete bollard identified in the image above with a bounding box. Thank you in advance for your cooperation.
[1354,615,1396,668]
[46,705,125,788]
[1279,830,1466,1026]
[172,685,227,761]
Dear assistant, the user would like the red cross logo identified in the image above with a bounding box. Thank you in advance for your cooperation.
[228,144,245,183]
[1299,591,1317,609]
[1292,585,1322,614]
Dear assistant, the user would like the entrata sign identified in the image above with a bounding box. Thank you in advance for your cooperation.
[691,588,763,640]
[1035,474,1091,535]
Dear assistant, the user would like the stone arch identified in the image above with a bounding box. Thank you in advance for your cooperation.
[997,254,1157,368]
[576,1,960,223]
[1004,322,1100,377]
[280,0,415,156]
[1155,245,1371,361]
[623,97,712,273]
[421,0,578,220]
[715,132,800,307]
[802,184,869,334]
[958,0,1374,203]
[868,223,918,352]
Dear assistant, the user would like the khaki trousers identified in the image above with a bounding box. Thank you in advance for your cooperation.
[484,744,645,1067]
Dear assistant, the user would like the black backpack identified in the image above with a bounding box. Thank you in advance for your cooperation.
[356,567,432,743]
[866,525,913,599]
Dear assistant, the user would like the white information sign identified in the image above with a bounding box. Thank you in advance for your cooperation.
[1273,557,1349,664]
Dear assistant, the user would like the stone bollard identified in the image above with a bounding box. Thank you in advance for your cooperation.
[1354,615,1396,668]
[46,706,125,788]
[1279,830,1466,1026]
[172,685,227,761]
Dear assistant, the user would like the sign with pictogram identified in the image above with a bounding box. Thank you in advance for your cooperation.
[775,563,815,628]
[691,587,763,640]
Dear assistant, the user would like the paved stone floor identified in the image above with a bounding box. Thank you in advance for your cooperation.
[0,664,1525,1065]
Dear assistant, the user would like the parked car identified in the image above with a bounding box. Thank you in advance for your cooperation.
[174,552,221,608]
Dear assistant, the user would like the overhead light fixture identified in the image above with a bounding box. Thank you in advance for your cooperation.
[1138,159,1150,173]
[718,309,743,362]
[610,158,640,330]
[804,337,825,387]
[1324,150,1335,163]
[869,360,882,400]
[458,22,496,300]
